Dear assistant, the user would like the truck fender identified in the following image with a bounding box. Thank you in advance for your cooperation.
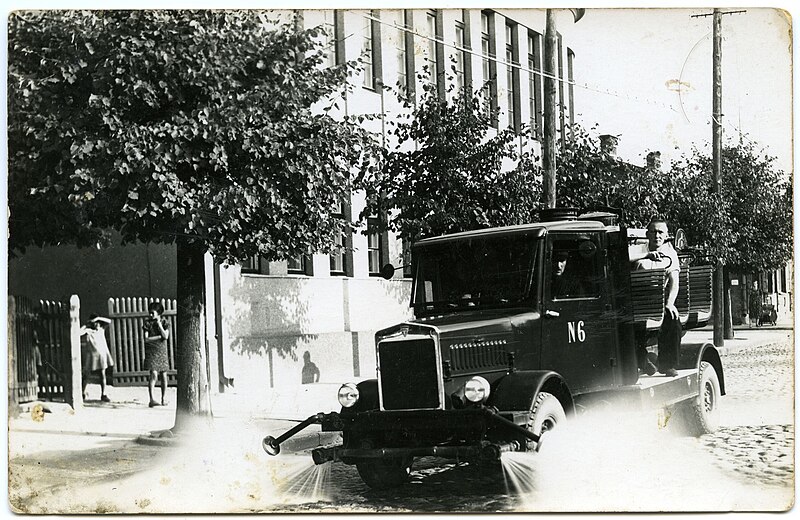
[679,342,726,396]
[488,371,575,416]
[338,379,379,418]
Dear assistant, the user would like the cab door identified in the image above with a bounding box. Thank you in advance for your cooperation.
[540,232,619,393]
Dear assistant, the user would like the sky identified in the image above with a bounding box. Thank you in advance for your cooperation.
[557,7,793,173]
[2,1,794,174]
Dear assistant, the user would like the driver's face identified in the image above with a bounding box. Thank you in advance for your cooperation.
[554,258,567,276]
[646,222,668,250]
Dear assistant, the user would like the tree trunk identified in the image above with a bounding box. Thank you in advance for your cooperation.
[723,266,734,339]
[173,239,211,431]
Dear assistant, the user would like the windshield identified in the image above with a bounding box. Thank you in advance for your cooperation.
[412,234,539,312]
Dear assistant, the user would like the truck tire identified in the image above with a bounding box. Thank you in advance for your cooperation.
[526,392,566,450]
[356,457,412,489]
[679,361,721,436]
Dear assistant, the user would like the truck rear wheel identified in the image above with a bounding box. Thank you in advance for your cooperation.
[356,457,413,489]
[526,392,566,450]
[678,361,721,436]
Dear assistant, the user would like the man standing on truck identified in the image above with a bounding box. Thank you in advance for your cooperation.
[631,217,680,377]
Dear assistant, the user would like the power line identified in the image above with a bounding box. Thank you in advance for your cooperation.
[360,12,679,113]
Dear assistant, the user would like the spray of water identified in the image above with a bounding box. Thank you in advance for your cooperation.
[277,458,333,503]
[17,418,337,513]
[499,406,792,512]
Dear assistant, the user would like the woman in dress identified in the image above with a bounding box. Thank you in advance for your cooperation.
[143,301,170,407]
[80,314,114,402]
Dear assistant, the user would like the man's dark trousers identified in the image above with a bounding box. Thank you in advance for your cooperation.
[657,312,681,370]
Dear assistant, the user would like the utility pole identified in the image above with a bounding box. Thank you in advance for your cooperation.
[692,8,745,347]
[712,8,725,347]
[542,9,557,209]
[541,9,584,210]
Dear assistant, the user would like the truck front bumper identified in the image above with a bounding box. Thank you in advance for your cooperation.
[263,407,541,463]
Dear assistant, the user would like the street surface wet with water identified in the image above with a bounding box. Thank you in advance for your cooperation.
[260,337,794,513]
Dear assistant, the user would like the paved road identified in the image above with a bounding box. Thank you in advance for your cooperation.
[257,335,795,513]
[8,330,794,513]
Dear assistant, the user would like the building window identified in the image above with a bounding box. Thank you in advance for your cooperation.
[402,239,413,278]
[330,201,346,275]
[424,10,444,97]
[567,48,575,141]
[528,31,543,140]
[334,10,345,66]
[394,11,409,94]
[557,33,566,146]
[241,256,269,275]
[287,255,313,276]
[362,12,374,88]
[367,217,388,276]
[402,10,415,98]
[321,10,336,68]
[362,10,382,90]
[505,22,520,132]
[329,199,353,276]
[480,10,497,125]
[454,21,466,93]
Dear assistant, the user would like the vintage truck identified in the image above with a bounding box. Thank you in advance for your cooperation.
[262,208,724,489]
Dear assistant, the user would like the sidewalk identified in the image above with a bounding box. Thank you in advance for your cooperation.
[684,324,793,356]
[8,384,337,513]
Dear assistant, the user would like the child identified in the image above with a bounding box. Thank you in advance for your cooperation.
[143,302,170,407]
[80,314,114,402]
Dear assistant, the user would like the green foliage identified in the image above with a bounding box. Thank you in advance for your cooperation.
[664,141,793,273]
[556,123,792,274]
[8,10,378,263]
[555,124,663,227]
[363,83,540,242]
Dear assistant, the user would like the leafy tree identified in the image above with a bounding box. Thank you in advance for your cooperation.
[664,141,793,273]
[555,123,664,227]
[363,83,540,243]
[9,10,377,429]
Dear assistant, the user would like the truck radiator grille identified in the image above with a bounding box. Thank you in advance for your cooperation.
[448,340,509,371]
[378,338,441,410]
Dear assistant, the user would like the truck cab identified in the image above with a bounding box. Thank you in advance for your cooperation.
[263,209,725,489]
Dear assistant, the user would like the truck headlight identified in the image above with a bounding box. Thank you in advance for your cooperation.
[338,383,360,408]
[464,376,491,403]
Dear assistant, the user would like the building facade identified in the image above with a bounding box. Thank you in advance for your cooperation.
[9,9,578,405]
[213,8,578,401]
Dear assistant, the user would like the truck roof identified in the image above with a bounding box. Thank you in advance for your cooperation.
[414,220,607,247]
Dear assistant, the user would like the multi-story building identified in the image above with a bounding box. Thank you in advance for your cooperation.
[9,9,578,404]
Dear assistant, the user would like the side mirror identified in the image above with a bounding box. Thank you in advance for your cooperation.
[380,264,397,280]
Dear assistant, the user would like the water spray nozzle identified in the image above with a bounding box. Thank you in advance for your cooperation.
[262,435,281,456]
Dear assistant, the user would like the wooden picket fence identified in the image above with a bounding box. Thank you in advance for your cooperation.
[8,295,76,404]
[107,297,178,386]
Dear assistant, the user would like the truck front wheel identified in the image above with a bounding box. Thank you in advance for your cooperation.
[356,457,413,489]
[526,392,566,450]
[678,361,721,436]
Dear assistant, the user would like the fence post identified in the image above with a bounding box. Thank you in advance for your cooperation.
[64,294,83,409]
[8,296,18,409]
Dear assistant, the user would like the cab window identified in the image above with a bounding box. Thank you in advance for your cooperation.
[549,236,602,300]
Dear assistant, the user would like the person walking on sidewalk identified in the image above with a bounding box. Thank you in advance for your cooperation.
[143,302,170,407]
[80,315,114,402]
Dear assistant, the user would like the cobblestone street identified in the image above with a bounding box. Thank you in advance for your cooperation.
[698,339,794,489]
[261,333,795,512]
